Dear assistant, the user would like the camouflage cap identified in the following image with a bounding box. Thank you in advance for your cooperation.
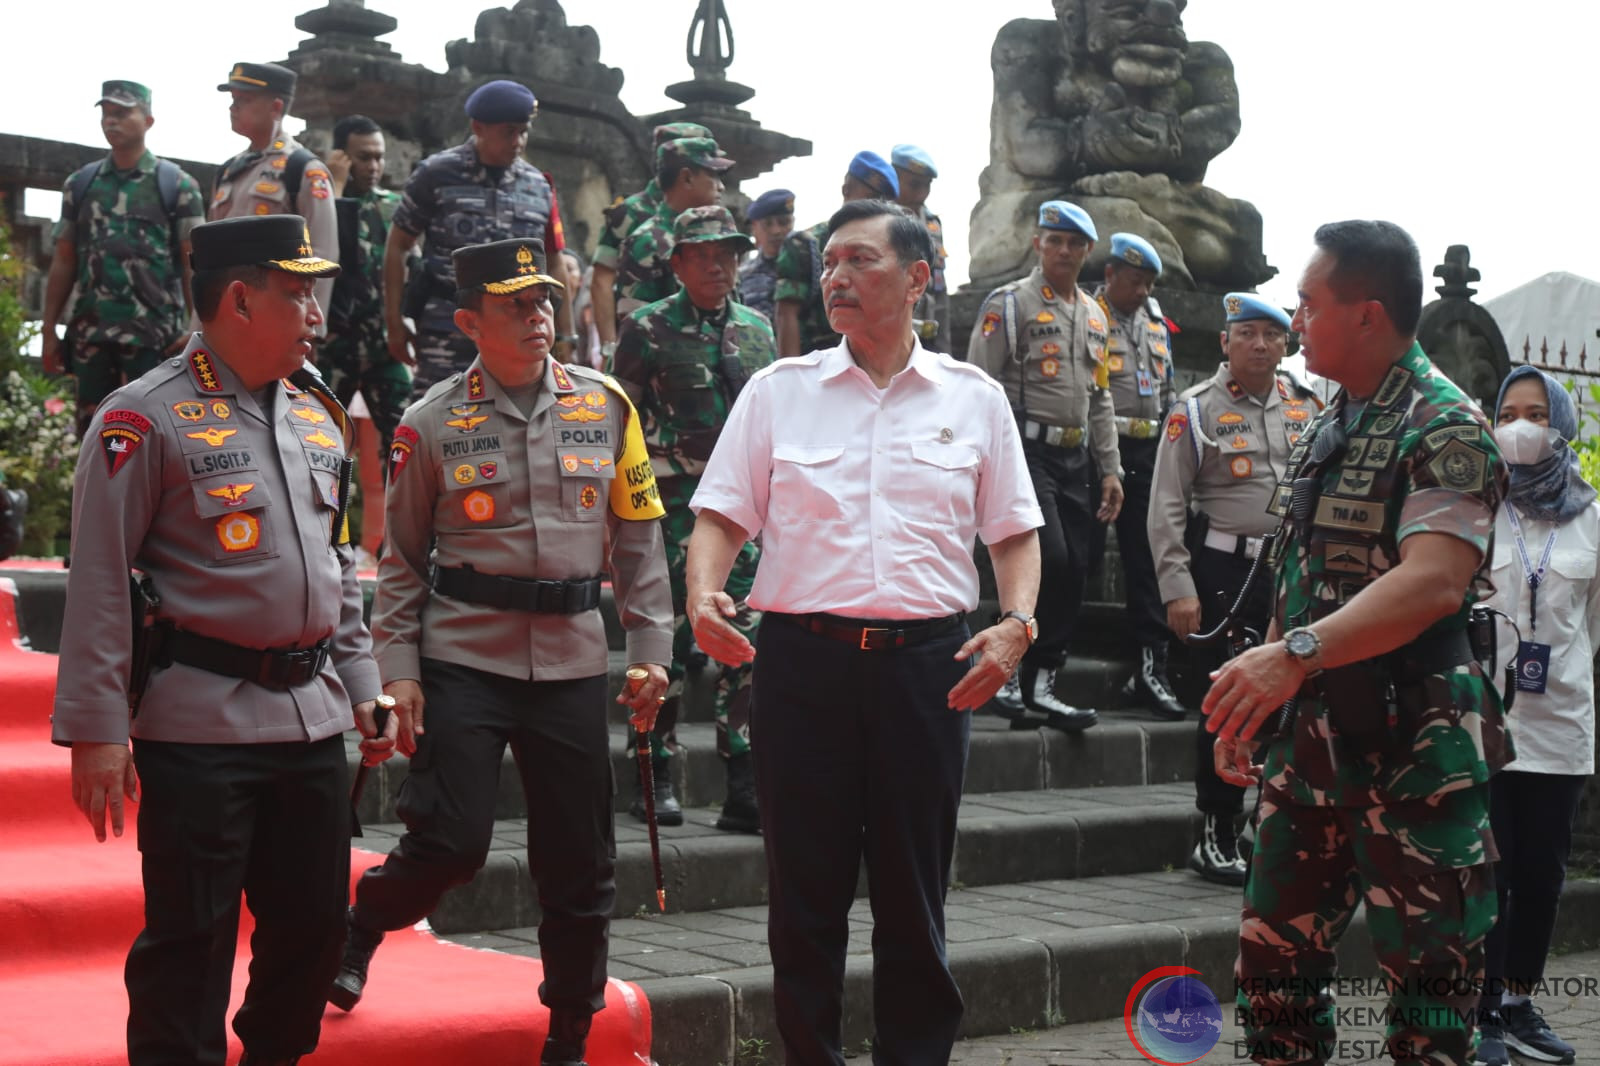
[217,62,297,97]
[670,206,755,255]
[97,80,151,110]
[453,238,564,303]
[657,137,735,173]
[190,215,339,277]
[652,122,712,148]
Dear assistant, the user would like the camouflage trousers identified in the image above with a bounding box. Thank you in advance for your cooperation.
[632,481,761,761]
[69,340,164,437]
[323,334,412,456]
[411,328,478,399]
[1236,778,1496,1064]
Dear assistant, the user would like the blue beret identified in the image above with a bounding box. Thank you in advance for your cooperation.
[1037,200,1097,240]
[464,80,537,123]
[1223,292,1292,331]
[747,188,795,222]
[890,144,937,178]
[847,151,899,198]
[1110,233,1161,276]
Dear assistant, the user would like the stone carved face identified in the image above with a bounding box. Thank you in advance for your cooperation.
[1054,0,1190,88]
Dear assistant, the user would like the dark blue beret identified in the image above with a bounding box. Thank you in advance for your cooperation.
[747,188,795,222]
[464,80,537,123]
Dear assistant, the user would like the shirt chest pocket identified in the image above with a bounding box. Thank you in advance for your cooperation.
[770,444,847,526]
[656,359,721,430]
[438,453,514,530]
[509,199,546,235]
[1546,547,1595,615]
[904,441,981,524]
[190,474,277,565]
[250,177,288,211]
[557,449,615,522]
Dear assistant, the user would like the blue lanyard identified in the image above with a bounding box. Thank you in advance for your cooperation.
[1506,506,1558,638]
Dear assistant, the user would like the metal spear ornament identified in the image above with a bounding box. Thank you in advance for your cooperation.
[627,667,668,912]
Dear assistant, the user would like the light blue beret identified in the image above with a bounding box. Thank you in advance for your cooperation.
[1110,233,1161,276]
[890,144,937,178]
[1223,292,1292,331]
[1037,200,1097,240]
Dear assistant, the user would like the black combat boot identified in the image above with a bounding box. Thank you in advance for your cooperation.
[1188,813,1247,886]
[1020,666,1098,732]
[1130,644,1187,720]
[629,753,682,827]
[542,1009,592,1065]
[715,752,761,833]
[327,907,385,1012]
[990,671,1027,721]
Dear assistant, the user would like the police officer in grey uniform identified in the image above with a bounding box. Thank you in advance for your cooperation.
[1091,233,1186,719]
[1148,291,1319,884]
[211,63,339,331]
[53,214,395,1066]
[383,79,575,398]
[968,200,1121,731]
[329,237,674,1066]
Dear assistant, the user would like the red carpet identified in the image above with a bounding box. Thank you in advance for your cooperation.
[0,577,652,1065]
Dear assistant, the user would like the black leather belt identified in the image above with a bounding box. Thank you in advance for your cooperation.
[781,611,965,651]
[1390,627,1475,684]
[160,627,330,691]
[433,565,603,614]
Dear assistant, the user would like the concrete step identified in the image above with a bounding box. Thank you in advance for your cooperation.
[353,781,1227,934]
[345,711,1199,824]
[425,874,1600,1066]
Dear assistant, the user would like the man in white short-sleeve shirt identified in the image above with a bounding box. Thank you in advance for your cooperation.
[686,199,1044,1065]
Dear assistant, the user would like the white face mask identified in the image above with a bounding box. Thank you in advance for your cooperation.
[1494,419,1558,466]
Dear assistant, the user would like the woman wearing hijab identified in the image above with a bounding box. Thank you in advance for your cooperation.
[1473,365,1600,1066]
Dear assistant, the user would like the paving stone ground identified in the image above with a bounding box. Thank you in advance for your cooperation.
[944,948,1600,1065]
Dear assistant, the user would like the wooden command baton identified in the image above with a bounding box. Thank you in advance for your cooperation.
[627,667,667,912]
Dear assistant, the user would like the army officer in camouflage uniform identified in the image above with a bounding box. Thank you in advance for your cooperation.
[53,215,394,1066]
[613,138,734,320]
[1149,292,1319,886]
[331,238,673,1066]
[611,205,776,835]
[42,80,206,437]
[382,80,573,397]
[968,199,1119,733]
[211,63,339,332]
[1205,222,1511,1066]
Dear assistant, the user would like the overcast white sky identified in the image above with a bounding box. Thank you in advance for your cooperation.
[8,0,1600,321]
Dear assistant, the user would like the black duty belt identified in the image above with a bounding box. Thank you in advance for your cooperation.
[1390,627,1475,684]
[780,611,965,651]
[433,565,603,614]
[161,627,330,691]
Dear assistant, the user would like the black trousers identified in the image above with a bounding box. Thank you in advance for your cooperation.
[1191,545,1273,816]
[1481,769,1588,1008]
[1107,437,1167,647]
[1023,440,1092,671]
[753,613,972,1066]
[353,659,615,1018]
[126,735,350,1066]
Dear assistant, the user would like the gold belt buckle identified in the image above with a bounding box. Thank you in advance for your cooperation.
[1063,426,1084,448]
[1132,419,1156,440]
[860,626,887,650]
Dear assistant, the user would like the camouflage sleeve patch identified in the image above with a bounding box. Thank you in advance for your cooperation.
[1398,417,1504,553]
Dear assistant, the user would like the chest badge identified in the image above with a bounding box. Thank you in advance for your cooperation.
[291,405,326,425]
[1230,456,1252,478]
[463,490,495,523]
[216,513,261,553]
[206,482,256,507]
[1041,358,1060,378]
[173,401,206,423]
[187,426,238,448]
[453,464,477,485]
[446,414,490,433]
[580,485,600,509]
[304,429,340,449]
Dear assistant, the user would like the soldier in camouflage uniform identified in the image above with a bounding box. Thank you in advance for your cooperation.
[775,150,899,357]
[613,138,733,321]
[891,145,951,353]
[591,122,711,358]
[322,115,411,456]
[1204,222,1511,1066]
[735,187,794,322]
[42,80,205,437]
[610,206,774,834]
[383,80,573,398]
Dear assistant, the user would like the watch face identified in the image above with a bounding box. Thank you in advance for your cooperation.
[1287,631,1316,656]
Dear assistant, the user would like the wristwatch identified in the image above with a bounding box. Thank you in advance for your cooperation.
[600,340,619,361]
[1000,611,1039,646]
[1282,627,1324,677]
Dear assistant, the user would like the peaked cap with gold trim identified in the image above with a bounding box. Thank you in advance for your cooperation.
[190,215,339,277]
[453,238,564,302]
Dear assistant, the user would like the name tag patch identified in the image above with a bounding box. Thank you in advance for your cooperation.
[1313,495,1384,533]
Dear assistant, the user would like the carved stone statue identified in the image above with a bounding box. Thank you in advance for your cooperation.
[968,0,1274,293]
[1416,246,1511,412]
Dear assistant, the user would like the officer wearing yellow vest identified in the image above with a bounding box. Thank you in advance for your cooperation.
[328,237,674,1066]
[967,200,1120,732]
[1090,233,1186,719]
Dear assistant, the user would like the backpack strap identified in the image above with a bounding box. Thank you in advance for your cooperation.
[67,160,106,242]
[282,147,316,207]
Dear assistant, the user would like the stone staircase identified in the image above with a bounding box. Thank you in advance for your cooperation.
[11,564,1600,1066]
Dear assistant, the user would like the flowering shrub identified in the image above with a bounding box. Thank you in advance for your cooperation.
[0,368,78,555]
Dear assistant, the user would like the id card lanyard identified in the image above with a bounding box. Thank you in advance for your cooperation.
[1506,505,1558,638]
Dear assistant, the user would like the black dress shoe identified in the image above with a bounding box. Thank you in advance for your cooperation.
[715,752,761,833]
[328,908,385,1012]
